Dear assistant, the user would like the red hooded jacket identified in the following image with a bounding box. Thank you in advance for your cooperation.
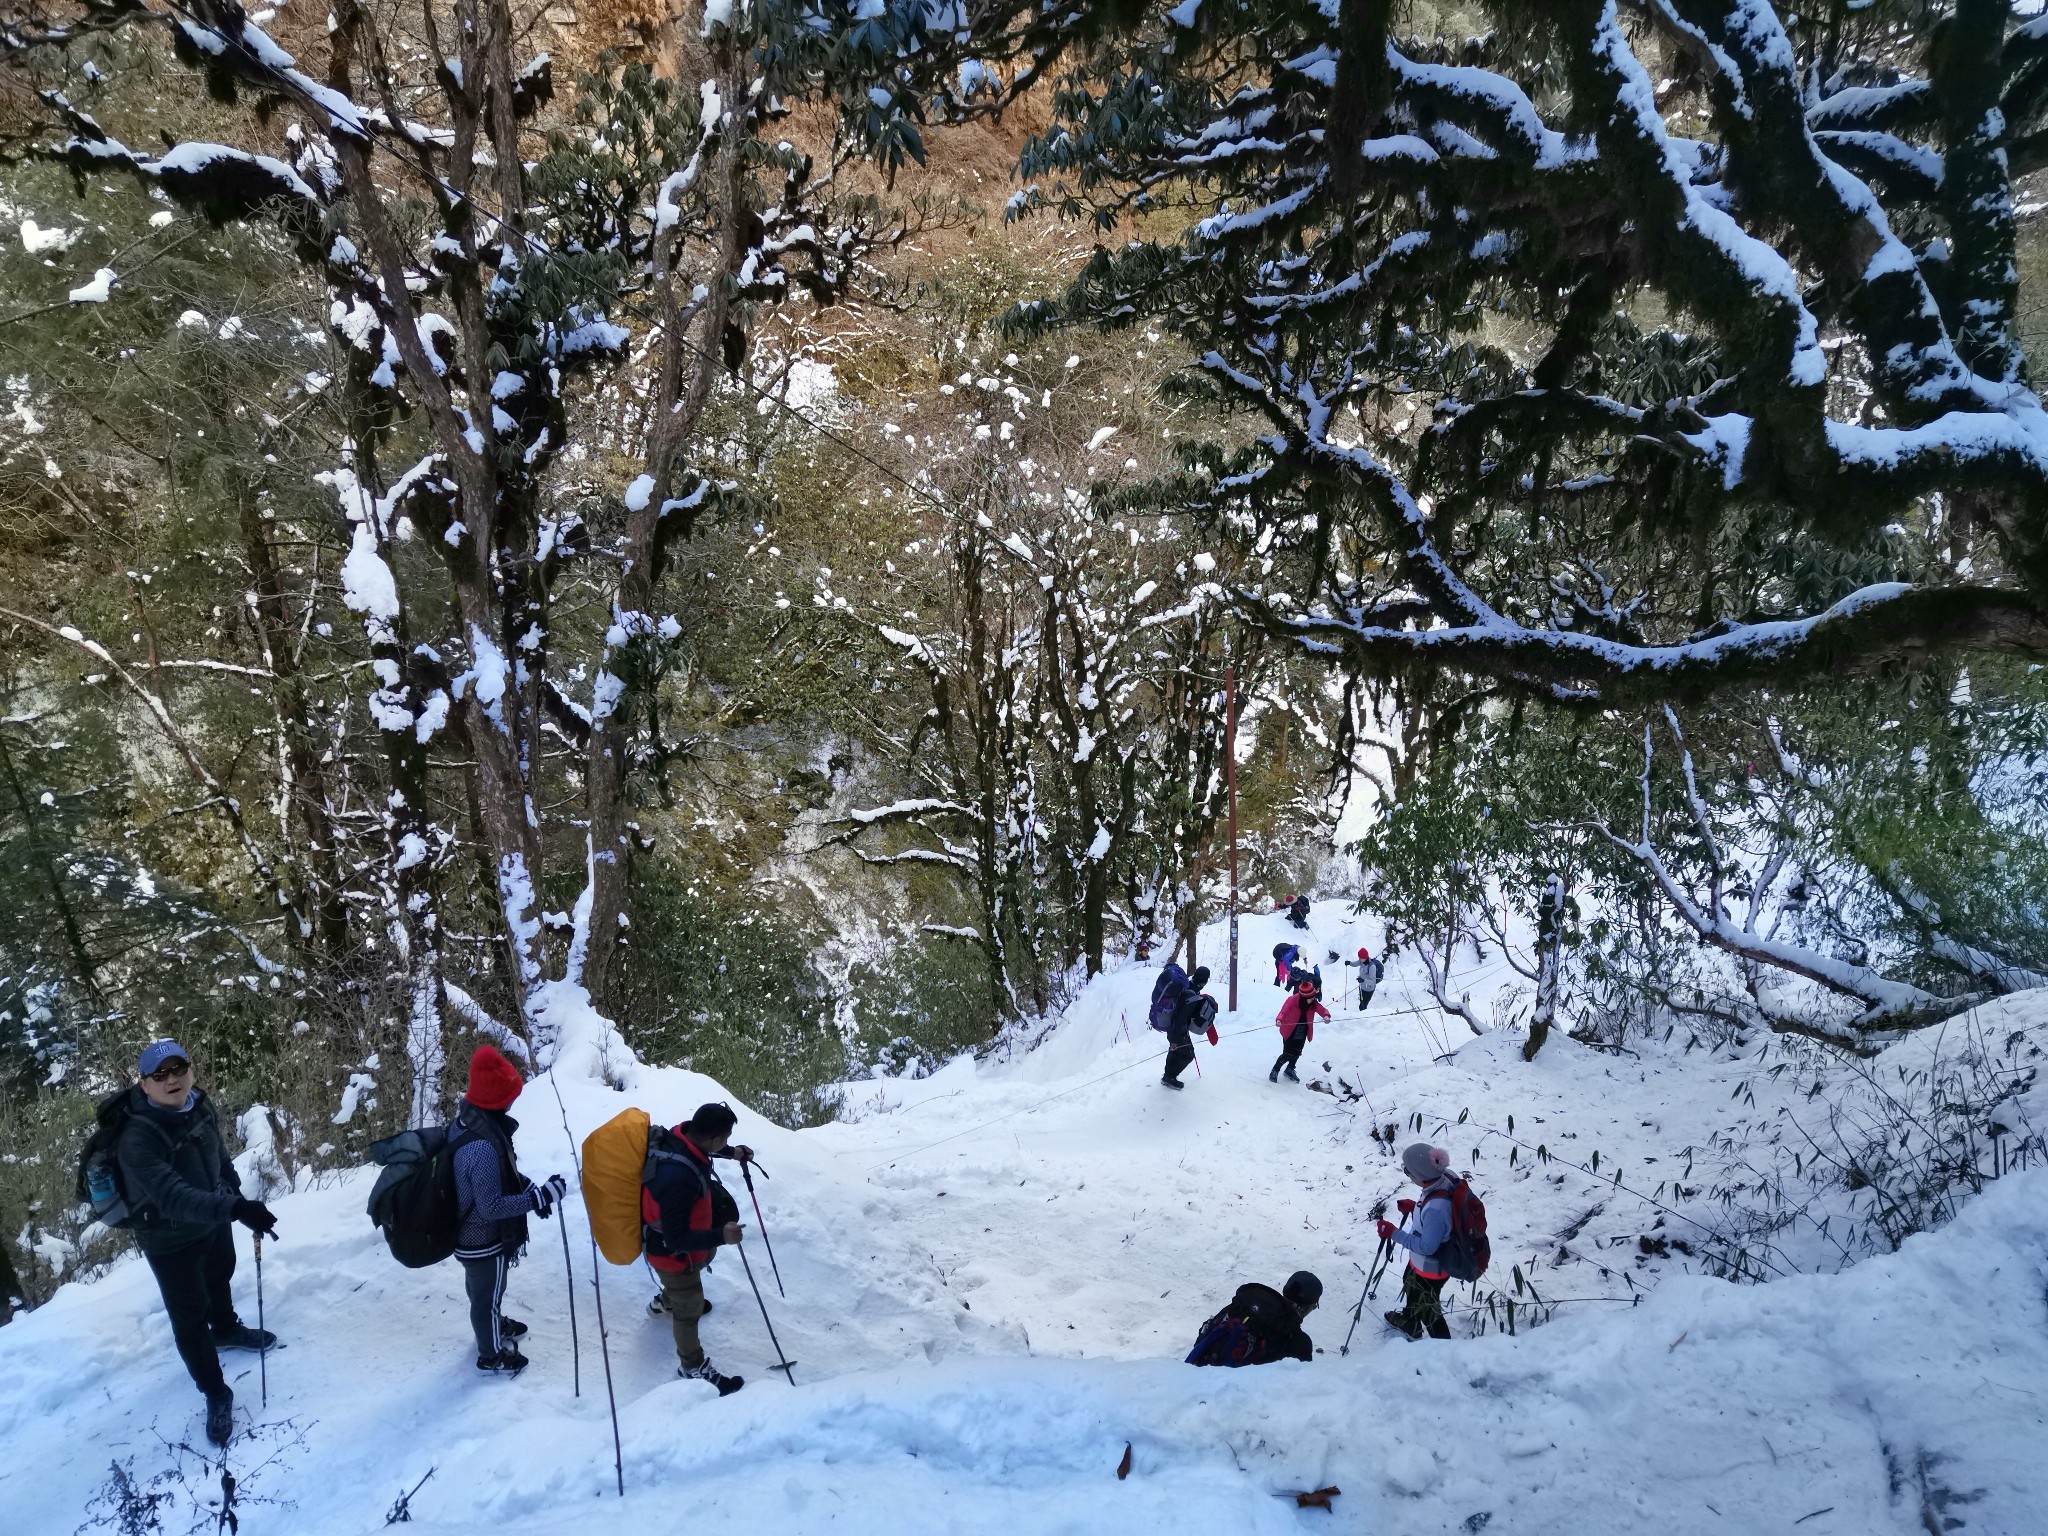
[641,1129,722,1275]
[1276,990,1329,1042]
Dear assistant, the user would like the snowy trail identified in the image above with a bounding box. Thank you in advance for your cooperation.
[5,903,2045,1535]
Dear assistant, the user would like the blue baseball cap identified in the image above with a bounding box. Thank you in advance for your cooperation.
[138,1040,193,1075]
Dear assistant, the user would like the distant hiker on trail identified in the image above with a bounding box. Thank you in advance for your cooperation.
[1348,947,1384,1011]
[451,1045,567,1377]
[1271,979,1329,1083]
[1161,966,1217,1090]
[1286,893,1312,929]
[1272,941,1300,988]
[643,1102,752,1396]
[1290,961,1326,1012]
[111,1041,278,1446]
[1186,1271,1322,1366]
[1378,1143,1459,1340]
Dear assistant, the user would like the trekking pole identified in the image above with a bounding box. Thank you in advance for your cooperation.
[543,1067,616,1492]
[254,1232,267,1408]
[735,1238,797,1386]
[739,1161,784,1298]
[590,1255,624,1494]
[1339,1238,1391,1356]
[541,1070,583,1397]
[555,1194,581,1397]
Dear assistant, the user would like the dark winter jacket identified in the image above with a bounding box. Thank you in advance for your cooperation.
[115,1087,243,1256]
[1191,1282,1313,1366]
[1167,991,1216,1049]
[450,1103,534,1258]
[642,1130,730,1274]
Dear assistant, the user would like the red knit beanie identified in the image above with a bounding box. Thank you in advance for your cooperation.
[465,1045,524,1111]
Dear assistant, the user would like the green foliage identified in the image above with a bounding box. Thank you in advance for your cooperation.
[844,935,998,1078]
[611,859,845,1127]
[0,1090,114,1308]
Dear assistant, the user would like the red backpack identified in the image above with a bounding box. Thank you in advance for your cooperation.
[1425,1178,1491,1282]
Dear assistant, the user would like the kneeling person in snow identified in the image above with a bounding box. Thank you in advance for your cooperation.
[1378,1143,1456,1340]
[451,1045,567,1375]
[118,1041,279,1446]
[1270,979,1328,1083]
[644,1102,750,1395]
[1186,1271,1321,1366]
[1161,966,1215,1090]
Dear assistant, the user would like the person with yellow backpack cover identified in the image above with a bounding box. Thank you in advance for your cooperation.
[582,1101,751,1396]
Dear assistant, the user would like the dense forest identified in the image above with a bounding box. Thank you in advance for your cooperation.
[5,0,2047,1311]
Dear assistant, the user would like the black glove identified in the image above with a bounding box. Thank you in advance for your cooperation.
[231,1199,278,1237]
[530,1173,569,1218]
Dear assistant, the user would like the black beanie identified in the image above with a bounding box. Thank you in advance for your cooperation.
[1283,1270,1323,1309]
[1190,966,1211,989]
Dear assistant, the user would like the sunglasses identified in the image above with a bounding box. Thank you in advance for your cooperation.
[144,1061,192,1082]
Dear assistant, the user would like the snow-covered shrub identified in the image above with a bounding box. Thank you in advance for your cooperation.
[0,1090,121,1307]
[1705,997,2048,1263]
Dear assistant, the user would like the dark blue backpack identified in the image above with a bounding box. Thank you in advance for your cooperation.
[1186,1312,1257,1367]
[1148,964,1189,1032]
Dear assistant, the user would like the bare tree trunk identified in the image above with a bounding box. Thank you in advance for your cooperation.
[236,484,350,953]
[1523,875,1565,1061]
[580,40,741,1003]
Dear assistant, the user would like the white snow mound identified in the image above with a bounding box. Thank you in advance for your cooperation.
[2,905,2043,1534]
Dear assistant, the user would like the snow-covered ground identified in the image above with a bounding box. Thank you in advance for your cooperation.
[5,903,2045,1535]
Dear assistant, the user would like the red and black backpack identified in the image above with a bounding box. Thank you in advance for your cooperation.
[1426,1178,1492,1282]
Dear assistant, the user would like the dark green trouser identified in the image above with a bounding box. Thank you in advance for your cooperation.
[657,1266,708,1369]
[1400,1267,1451,1339]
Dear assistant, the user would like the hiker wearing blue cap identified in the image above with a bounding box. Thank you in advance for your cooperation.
[111,1042,279,1445]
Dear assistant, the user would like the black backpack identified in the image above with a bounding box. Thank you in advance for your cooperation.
[366,1126,460,1268]
[1186,1285,1299,1367]
[77,1090,150,1230]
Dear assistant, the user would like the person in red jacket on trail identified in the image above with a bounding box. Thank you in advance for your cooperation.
[1270,978,1329,1084]
[642,1102,751,1395]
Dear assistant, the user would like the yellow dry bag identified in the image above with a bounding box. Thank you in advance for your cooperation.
[581,1106,652,1266]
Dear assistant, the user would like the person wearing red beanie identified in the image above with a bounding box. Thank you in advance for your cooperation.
[1349,945,1384,1012]
[448,1045,565,1375]
[464,1044,525,1111]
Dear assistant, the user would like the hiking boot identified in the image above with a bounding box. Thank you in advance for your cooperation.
[1268,1066,1280,1083]
[1384,1310,1421,1340]
[1284,1067,1300,1083]
[681,1357,744,1396]
[477,1346,529,1375]
[204,1389,234,1447]
[498,1316,529,1339]
[212,1323,275,1352]
[1161,1078,1184,1091]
